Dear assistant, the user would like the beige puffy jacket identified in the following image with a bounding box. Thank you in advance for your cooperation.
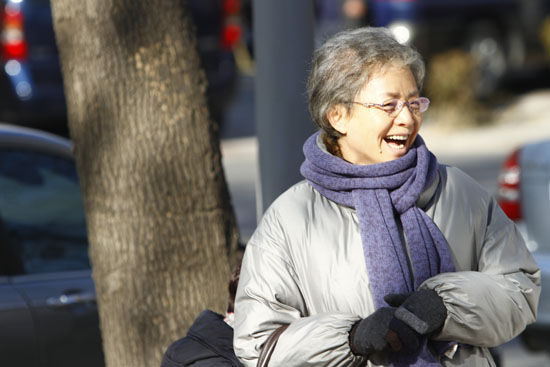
[233,164,541,367]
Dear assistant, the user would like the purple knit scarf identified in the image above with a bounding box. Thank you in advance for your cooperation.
[300,132,456,366]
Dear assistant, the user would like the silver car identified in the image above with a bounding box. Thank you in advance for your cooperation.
[0,123,104,366]
[497,139,550,352]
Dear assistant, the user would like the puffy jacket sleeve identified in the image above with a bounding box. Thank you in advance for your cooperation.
[233,206,365,367]
[421,167,541,347]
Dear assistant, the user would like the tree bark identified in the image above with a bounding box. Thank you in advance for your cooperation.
[50,1,239,366]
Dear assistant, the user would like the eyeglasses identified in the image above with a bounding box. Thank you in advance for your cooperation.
[347,97,430,117]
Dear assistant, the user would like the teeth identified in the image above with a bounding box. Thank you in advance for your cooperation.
[387,135,408,140]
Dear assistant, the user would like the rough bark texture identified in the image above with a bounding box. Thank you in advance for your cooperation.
[50,1,239,366]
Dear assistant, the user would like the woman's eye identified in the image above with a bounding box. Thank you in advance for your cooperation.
[383,102,398,110]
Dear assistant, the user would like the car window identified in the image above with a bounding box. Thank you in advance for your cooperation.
[0,149,89,275]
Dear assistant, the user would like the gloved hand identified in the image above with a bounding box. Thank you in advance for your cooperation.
[349,307,420,357]
[384,290,447,335]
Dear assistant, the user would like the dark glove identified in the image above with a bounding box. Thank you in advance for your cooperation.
[384,290,447,335]
[349,307,420,357]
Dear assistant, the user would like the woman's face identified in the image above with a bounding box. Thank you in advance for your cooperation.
[329,65,422,165]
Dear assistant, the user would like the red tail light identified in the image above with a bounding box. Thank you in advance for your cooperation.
[1,2,28,61]
[497,148,522,220]
[221,0,242,50]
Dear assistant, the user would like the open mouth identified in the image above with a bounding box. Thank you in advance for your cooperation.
[384,135,408,149]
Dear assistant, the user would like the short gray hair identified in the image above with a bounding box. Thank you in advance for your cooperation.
[307,27,425,137]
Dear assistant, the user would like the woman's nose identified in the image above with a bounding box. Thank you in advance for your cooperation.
[394,104,417,126]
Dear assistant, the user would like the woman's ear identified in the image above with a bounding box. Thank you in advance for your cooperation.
[327,104,348,135]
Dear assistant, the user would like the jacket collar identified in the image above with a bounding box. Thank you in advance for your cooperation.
[416,168,440,210]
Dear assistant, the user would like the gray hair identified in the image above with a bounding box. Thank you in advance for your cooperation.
[307,27,425,137]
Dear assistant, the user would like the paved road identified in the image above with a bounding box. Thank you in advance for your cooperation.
[496,338,550,367]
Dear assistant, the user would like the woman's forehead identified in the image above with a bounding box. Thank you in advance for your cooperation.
[358,65,419,98]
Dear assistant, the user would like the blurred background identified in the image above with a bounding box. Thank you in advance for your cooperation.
[1,0,549,366]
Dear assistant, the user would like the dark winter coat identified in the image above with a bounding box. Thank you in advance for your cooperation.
[161,310,242,367]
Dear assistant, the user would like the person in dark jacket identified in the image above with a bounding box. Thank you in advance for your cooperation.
[161,266,242,367]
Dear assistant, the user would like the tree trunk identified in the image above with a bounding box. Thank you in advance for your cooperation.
[50,1,239,366]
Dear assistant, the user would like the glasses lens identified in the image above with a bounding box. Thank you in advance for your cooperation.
[383,100,400,115]
[405,98,430,114]
[409,100,421,113]
[417,97,430,113]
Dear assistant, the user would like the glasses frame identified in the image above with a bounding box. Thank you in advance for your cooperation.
[348,97,430,117]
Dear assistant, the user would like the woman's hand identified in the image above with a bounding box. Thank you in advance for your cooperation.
[349,307,420,357]
[384,290,447,335]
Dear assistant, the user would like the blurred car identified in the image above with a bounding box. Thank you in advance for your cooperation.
[0,0,65,126]
[0,123,104,366]
[497,139,550,352]
[0,0,241,130]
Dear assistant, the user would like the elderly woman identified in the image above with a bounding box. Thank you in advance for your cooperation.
[233,27,540,367]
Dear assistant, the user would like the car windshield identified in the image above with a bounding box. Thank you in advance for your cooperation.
[0,149,89,275]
